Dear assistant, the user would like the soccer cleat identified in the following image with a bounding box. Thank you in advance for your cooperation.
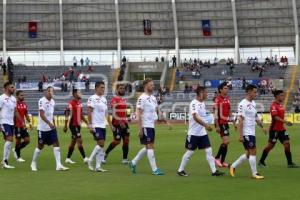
[258,161,267,168]
[215,159,223,167]
[128,161,136,174]
[288,163,299,168]
[152,168,165,176]
[122,159,130,165]
[95,167,108,172]
[83,157,89,164]
[229,167,235,177]
[222,162,229,168]
[17,158,26,163]
[177,170,189,177]
[101,159,106,164]
[56,165,69,171]
[2,163,15,169]
[88,160,94,171]
[252,173,264,179]
[31,162,38,171]
[65,158,76,164]
[212,170,225,176]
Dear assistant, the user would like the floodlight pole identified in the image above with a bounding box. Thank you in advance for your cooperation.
[115,0,121,68]
[59,0,64,66]
[231,0,240,64]
[2,0,7,62]
[172,0,180,67]
[292,0,299,65]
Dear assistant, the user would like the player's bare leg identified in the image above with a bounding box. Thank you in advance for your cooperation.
[65,139,76,164]
[76,138,88,163]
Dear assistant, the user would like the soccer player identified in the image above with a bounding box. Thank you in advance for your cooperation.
[87,81,111,172]
[229,84,267,179]
[30,86,69,171]
[63,89,89,164]
[0,82,17,169]
[128,78,164,175]
[104,84,130,164]
[259,90,298,168]
[14,90,32,162]
[177,86,224,177]
[213,82,235,167]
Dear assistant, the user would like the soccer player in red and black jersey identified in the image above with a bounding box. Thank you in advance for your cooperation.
[213,82,236,168]
[104,84,130,164]
[259,90,298,168]
[63,89,89,164]
[14,90,32,162]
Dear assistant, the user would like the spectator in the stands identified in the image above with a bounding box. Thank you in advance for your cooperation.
[85,78,90,91]
[80,58,84,66]
[0,57,2,66]
[161,57,165,62]
[122,56,127,63]
[279,56,288,69]
[155,57,159,62]
[88,65,94,72]
[2,62,6,76]
[22,76,27,82]
[73,56,77,67]
[172,55,176,68]
[242,76,247,90]
[85,57,90,66]
[69,67,74,82]
[213,57,218,66]
[38,81,43,92]
[42,74,48,82]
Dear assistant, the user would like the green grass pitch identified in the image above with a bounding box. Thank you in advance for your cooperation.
[0,124,299,200]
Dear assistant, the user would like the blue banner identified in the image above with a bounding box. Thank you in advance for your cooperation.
[204,79,260,88]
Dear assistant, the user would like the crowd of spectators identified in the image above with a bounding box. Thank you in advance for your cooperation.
[293,88,300,113]
[0,57,14,82]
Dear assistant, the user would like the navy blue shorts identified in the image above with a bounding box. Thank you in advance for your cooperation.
[140,128,155,145]
[38,129,58,145]
[93,128,106,141]
[185,135,211,150]
[2,124,14,137]
[243,135,256,149]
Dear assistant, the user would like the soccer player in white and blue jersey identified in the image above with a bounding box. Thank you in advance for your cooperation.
[30,86,69,171]
[0,82,17,169]
[177,86,224,177]
[230,84,267,179]
[87,81,112,172]
[129,78,164,175]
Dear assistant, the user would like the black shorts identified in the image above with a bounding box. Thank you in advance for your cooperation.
[113,124,129,141]
[69,125,82,139]
[219,124,230,137]
[185,135,211,150]
[14,127,30,139]
[269,130,289,144]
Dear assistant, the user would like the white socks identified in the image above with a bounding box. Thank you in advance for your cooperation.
[132,147,147,166]
[32,148,41,163]
[147,149,158,172]
[53,147,62,167]
[249,155,257,175]
[95,148,104,169]
[89,145,101,162]
[178,150,194,172]
[3,141,12,162]
[231,154,248,168]
[205,147,217,173]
